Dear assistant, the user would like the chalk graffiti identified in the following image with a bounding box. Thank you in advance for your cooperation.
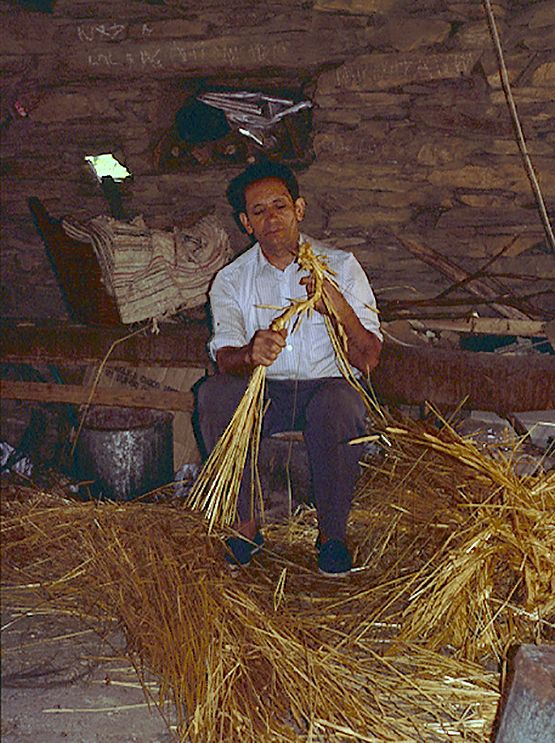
[139,48,163,68]
[83,36,296,72]
[87,47,163,68]
[88,52,121,67]
[222,44,240,65]
[251,43,268,62]
[77,22,156,42]
[269,39,291,58]
[78,23,126,42]
[314,136,381,158]
[334,52,477,89]
[170,42,207,64]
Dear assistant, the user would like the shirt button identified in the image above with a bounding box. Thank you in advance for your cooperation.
[286,344,293,352]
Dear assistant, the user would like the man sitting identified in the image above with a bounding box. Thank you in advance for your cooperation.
[197,160,382,576]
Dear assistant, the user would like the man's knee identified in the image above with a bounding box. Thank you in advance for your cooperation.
[197,374,247,416]
[195,374,249,455]
[308,379,365,428]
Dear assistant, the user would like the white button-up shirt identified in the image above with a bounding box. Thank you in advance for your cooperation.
[208,234,382,380]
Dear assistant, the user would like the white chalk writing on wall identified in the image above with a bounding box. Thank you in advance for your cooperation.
[76,22,160,42]
[88,48,164,68]
[169,40,271,66]
[77,24,126,42]
[84,38,294,71]
[170,42,207,64]
[334,52,477,88]
[88,52,121,67]
[140,48,163,68]
[314,136,381,158]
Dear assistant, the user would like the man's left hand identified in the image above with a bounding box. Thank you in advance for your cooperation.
[300,275,382,374]
[300,276,340,315]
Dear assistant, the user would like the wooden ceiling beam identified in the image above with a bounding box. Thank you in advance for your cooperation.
[1,321,210,368]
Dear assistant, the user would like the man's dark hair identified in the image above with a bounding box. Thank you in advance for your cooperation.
[226,160,300,215]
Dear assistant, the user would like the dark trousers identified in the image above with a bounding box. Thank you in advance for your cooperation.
[196,374,366,541]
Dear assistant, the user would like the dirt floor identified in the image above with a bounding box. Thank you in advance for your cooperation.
[1,608,173,742]
[0,446,308,743]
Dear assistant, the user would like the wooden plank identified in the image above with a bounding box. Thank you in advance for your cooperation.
[28,197,121,325]
[407,318,546,336]
[1,381,194,412]
[2,321,553,413]
[394,235,532,320]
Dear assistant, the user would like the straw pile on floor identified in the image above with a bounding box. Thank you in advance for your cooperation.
[2,413,553,741]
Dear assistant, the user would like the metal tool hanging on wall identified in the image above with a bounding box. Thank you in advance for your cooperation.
[197,90,313,149]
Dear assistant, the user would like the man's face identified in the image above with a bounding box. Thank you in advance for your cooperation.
[240,177,305,266]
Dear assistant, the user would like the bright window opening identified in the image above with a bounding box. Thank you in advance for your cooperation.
[85,153,131,182]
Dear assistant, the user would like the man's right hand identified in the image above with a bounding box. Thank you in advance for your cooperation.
[246,328,287,367]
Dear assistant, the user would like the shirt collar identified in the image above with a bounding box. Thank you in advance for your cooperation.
[254,235,309,278]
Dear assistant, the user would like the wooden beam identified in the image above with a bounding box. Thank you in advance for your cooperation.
[372,343,555,412]
[407,318,546,336]
[395,235,532,320]
[1,381,194,412]
[1,321,210,368]
[2,321,554,413]
[28,197,121,326]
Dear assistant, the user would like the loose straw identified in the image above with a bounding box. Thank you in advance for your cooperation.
[6,442,550,741]
[70,323,153,457]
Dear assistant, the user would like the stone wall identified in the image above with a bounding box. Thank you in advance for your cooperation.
[1,0,554,320]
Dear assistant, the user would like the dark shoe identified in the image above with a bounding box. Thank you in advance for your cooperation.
[318,539,352,577]
[225,531,264,568]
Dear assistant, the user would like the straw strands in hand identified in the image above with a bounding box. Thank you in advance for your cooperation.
[184,364,267,531]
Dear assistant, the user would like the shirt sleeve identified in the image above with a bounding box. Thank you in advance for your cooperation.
[341,253,383,342]
[208,269,249,361]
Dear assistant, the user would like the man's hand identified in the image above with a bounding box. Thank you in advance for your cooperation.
[246,328,287,367]
[216,328,287,375]
[300,276,340,316]
[300,274,381,374]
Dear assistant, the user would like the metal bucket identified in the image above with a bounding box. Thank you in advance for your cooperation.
[74,407,174,500]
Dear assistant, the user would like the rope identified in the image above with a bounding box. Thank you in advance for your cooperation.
[483,0,555,253]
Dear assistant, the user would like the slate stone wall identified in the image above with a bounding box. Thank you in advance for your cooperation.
[1,0,554,320]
